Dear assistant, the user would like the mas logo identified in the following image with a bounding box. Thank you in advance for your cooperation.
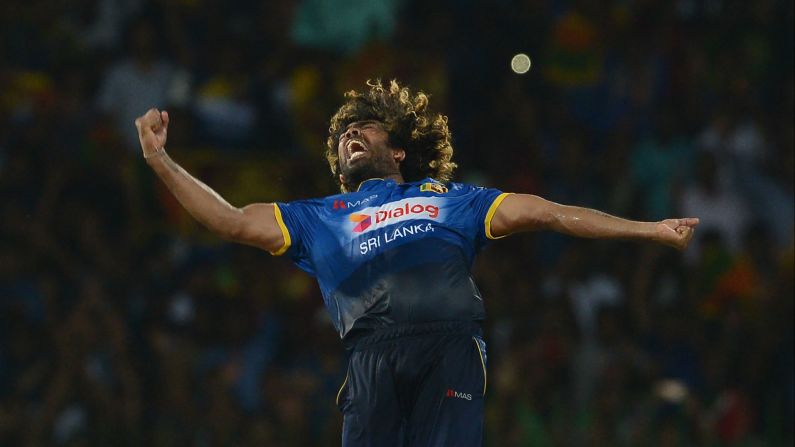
[420,182,448,194]
[332,194,379,210]
[445,389,472,400]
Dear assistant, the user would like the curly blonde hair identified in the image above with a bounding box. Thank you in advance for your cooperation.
[326,79,457,192]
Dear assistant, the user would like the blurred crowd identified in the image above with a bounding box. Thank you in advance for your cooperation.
[1,0,793,445]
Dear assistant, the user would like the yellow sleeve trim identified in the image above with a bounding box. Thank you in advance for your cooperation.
[270,204,292,256]
[485,192,512,240]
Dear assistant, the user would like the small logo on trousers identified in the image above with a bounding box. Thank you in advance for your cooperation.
[446,389,472,400]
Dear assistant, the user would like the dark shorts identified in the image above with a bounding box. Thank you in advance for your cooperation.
[337,321,487,447]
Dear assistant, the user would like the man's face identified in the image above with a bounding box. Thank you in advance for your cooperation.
[337,120,403,187]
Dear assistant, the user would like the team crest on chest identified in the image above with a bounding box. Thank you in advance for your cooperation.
[420,182,448,194]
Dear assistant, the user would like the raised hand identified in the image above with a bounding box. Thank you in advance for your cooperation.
[134,108,169,159]
[656,218,700,250]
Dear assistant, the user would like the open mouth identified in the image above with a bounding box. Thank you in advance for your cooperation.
[347,140,368,161]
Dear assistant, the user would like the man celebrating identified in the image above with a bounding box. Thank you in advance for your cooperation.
[136,80,698,446]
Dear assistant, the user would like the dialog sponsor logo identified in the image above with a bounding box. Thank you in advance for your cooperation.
[349,198,442,235]
[349,213,372,233]
[374,203,439,224]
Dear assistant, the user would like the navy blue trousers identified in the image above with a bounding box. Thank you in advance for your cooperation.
[337,322,487,447]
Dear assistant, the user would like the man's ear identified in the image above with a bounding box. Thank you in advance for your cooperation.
[393,148,406,164]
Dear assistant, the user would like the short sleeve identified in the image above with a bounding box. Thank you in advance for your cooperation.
[449,183,511,249]
[272,200,321,275]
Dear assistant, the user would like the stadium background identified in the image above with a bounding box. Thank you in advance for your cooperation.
[1,0,793,445]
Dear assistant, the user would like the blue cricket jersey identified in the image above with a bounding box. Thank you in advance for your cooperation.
[273,178,510,341]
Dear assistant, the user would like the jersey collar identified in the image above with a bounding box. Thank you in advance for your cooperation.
[356,178,397,192]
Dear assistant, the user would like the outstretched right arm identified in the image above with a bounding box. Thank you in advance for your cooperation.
[135,108,286,253]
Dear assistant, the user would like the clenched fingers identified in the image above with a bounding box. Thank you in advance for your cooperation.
[135,108,164,133]
[678,217,700,228]
[676,226,695,249]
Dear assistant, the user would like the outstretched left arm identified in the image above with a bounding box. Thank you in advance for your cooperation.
[490,194,699,250]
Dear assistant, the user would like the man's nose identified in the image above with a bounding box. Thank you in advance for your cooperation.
[345,127,361,139]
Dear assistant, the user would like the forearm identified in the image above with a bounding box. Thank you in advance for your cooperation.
[494,194,655,240]
[146,151,244,239]
[492,194,696,249]
[547,204,656,241]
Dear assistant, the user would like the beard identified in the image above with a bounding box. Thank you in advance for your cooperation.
[340,152,400,191]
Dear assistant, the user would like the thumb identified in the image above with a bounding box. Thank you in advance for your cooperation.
[682,217,700,227]
[161,110,170,128]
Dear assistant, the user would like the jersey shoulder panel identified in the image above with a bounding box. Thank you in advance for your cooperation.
[438,181,507,247]
[273,197,326,273]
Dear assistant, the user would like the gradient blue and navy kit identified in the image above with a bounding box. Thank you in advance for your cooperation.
[274,178,509,446]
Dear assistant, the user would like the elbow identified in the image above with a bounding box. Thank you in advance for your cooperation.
[220,226,243,243]
[214,210,247,242]
[218,211,282,252]
[537,209,559,231]
[520,205,558,232]
[217,222,249,247]
[496,199,558,234]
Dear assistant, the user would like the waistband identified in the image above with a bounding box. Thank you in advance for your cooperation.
[344,320,483,350]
